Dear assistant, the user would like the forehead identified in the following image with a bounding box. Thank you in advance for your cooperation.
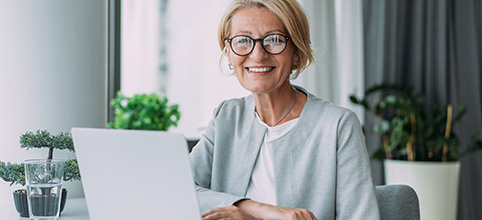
[231,7,286,36]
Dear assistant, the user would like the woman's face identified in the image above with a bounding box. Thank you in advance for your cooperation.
[227,7,299,94]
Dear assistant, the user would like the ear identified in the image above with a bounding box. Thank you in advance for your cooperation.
[224,41,233,63]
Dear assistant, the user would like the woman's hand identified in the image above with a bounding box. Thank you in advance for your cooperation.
[202,205,260,220]
[255,205,318,220]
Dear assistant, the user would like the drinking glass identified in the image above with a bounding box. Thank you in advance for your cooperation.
[24,159,65,220]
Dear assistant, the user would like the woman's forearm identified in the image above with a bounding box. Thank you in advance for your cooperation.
[234,199,318,220]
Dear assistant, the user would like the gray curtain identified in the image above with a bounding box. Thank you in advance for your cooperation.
[362,0,482,219]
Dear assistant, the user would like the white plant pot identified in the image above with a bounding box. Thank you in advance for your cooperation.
[384,159,460,220]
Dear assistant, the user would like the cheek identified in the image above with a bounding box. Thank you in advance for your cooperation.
[229,54,246,67]
[227,49,239,64]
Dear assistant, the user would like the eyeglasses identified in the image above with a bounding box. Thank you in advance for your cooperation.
[227,34,290,56]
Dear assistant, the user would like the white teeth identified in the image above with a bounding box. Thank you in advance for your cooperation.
[248,67,273,72]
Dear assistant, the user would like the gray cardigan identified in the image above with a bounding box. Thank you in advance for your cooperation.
[190,87,381,219]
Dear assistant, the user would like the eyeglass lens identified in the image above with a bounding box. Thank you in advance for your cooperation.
[229,34,288,56]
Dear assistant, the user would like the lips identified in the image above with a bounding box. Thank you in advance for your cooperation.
[246,67,274,73]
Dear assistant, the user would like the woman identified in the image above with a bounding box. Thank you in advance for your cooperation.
[191,0,380,219]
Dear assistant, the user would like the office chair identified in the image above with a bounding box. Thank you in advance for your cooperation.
[376,185,420,220]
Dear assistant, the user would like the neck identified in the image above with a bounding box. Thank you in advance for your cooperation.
[253,84,299,126]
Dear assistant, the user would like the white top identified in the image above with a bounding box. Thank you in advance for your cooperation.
[246,113,299,205]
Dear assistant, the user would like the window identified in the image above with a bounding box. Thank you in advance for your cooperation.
[120,0,248,138]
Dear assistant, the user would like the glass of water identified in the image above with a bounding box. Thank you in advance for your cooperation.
[24,159,65,220]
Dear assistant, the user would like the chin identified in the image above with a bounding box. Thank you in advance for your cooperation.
[241,83,277,95]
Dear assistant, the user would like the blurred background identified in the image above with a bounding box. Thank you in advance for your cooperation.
[0,0,480,219]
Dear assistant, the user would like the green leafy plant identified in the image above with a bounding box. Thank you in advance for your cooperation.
[350,84,482,161]
[108,91,181,131]
[0,130,81,186]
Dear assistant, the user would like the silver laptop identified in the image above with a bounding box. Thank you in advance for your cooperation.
[71,127,202,220]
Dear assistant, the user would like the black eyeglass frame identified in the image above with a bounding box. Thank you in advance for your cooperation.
[227,34,290,56]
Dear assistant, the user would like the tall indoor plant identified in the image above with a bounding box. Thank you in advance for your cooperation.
[350,84,482,220]
[0,130,81,217]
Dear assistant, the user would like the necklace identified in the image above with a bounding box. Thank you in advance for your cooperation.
[273,87,297,126]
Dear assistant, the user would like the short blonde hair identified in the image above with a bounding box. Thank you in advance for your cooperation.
[218,0,314,78]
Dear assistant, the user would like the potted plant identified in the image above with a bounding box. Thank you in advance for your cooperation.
[0,130,81,217]
[350,84,482,220]
[109,91,181,130]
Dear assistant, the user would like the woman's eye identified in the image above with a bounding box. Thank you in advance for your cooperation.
[234,38,250,45]
[264,36,283,45]
[234,38,251,47]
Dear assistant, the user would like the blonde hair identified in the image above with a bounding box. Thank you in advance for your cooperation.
[218,0,314,78]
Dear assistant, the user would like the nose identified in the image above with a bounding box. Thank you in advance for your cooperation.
[249,41,269,61]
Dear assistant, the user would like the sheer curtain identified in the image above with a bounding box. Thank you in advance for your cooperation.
[121,0,164,95]
[120,0,249,138]
[166,0,249,138]
[296,0,365,120]
[363,0,482,219]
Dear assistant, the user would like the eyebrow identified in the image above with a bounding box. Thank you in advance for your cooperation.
[234,29,286,36]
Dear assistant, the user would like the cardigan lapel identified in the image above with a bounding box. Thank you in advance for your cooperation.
[230,95,268,197]
[271,87,321,207]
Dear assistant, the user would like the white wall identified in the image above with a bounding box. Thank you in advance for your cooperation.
[0,0,107,205]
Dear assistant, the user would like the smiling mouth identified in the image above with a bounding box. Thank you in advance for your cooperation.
[246,67,275,73]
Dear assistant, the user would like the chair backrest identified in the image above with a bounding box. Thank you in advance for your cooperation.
[376,185,420,220]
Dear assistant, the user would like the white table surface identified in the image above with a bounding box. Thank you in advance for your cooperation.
[0,198,90,220]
